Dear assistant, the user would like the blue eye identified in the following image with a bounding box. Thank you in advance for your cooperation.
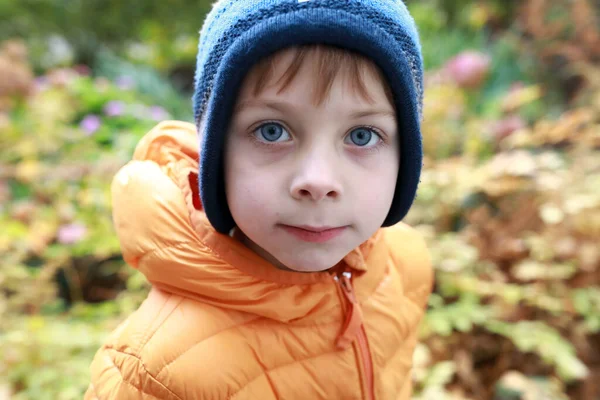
[346,127,380,147]
[256,123,290,142]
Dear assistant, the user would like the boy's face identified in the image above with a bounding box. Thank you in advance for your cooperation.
[224,48,399,272]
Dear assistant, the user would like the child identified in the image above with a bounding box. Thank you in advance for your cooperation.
[85,0,433,399]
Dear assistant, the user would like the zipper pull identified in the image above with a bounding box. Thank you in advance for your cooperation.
[335,271,364,350]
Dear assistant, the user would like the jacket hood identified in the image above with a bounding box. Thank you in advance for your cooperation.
[110,121,387,324]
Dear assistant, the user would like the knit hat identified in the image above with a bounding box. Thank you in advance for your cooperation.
[193,0,424,234]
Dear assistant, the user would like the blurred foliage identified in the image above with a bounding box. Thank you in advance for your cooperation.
[0,0,209,72]
[0,56,156,399]
[519,0,600,104]
[1,0,599,399]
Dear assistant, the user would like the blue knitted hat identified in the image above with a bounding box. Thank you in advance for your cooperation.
[193,0,424,234]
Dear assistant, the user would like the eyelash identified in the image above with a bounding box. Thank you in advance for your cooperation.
[360,125,387,143]
[249,121,388,147]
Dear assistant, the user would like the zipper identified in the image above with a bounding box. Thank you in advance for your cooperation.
[334,271,375,400]
[356,325,375,400]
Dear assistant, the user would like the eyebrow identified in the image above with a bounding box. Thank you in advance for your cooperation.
[348,109,396,119]
[234,99,292,113]
[236,99,395,119]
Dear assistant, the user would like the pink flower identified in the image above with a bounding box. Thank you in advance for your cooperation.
[116,76,134,90]
[103,101,125,117]
[80,115,101,135]
[47,68,78,87]
[57,223,87,244]
[73,64,91,76]
[444,51,491,89]
[34,77,50,91]
[149,106,169,121]
[492,115,526,142]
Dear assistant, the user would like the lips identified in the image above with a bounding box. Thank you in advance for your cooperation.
[279,224,348,243]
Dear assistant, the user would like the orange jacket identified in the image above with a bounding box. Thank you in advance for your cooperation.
[85,121,434,400]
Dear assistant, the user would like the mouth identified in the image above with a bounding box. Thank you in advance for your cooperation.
[279,224,348,243]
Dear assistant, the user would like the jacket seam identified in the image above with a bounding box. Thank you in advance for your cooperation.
[154,315,262,376]
[106,348,183,400]
[405,284,431,309]
[137,294,184,354]
[227,344,353,400]
[156,316,347,379]
[248,345,279,399]
[382,337,414,374]
[389,252,432,307]
[396,367,413,400]
[136,240,196,264]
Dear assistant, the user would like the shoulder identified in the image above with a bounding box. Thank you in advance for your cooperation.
[381,223,434,309]
[87,287,259,399]
[86,288,186,399]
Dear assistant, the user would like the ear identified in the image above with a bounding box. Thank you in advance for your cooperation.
[188,171,203,211]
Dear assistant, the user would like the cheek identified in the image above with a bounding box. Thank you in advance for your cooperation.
[354,179,394,215]
[225,150,278,226]
[350,152,399,220]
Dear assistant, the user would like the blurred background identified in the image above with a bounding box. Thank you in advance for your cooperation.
[0,0,599,399]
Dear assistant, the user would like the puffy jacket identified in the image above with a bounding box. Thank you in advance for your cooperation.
[84,121,434,400]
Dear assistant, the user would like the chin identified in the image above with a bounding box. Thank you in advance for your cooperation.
[276,251,345,273]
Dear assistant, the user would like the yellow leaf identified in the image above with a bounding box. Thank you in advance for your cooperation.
[481,175,532,197]
[15,159,41,182]
[28,315,46,331]
[501,85,542,112]
[539,203,564,224]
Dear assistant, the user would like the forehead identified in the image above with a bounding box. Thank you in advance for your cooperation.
[236,45,394,108]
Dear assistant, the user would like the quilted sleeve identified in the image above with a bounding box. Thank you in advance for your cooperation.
[84,345,182,400]
[383,223,434,400]
[384,223,434,310]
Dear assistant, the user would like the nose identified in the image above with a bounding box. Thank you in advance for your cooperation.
[290,156,343,202]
